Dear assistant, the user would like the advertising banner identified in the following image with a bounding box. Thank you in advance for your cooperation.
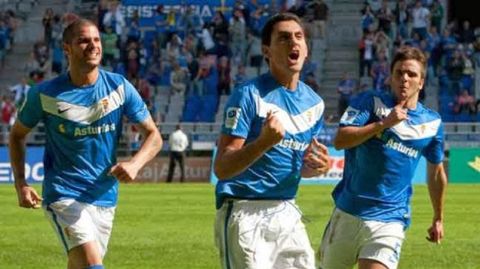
[121,0,271,27]
[120,156,212,182]
[209,147,427,185]
[449,148,480,183]
[0,147,44,183]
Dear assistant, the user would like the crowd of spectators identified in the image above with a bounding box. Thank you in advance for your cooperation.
[344,0,480,122]
[2,0,330,128]
[0,6,20,126]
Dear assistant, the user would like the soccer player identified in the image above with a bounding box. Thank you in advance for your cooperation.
[9,19,162,269]
[318,46,447,269]
[214,13,330,269]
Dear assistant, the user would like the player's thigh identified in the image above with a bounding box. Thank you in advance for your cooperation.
[89,205,116,258]
[215,200,260,269]
[359,221,405,269]
[44,199,97,253]
[273,214,315,269]
[44,199,115,258]
[318,208,362,269]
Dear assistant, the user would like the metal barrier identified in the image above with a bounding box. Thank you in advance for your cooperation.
[1,122,479,150]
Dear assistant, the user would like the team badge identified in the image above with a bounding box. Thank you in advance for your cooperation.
[58,124,66,133]
[420,124,426,134]
[306,110,313,123]
[225,107,241,129]
[101,98,109,112]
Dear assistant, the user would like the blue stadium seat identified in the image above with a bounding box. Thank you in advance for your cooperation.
[182,95,202,122]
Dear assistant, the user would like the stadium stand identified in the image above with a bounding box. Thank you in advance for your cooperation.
[2,0,480,154]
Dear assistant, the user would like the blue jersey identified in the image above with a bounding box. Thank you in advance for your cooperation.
[18,70,149,207]
[215,72,325,209]
[333,91,444,227]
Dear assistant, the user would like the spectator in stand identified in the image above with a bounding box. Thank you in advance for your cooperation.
[154,5,168,49]
[472,36,480,66]
[211,11,229,42]
[370,50,390,92]
[233,64,248,88]
[192,49,209,96]
[170,61,188,96]
[9,77,30,107]
[453,89,476,115]
[461,47,475,91]
[102,2,125,38]
[197,24,215,53]
[376,0,394,39]
[229,8,247,65]
[393,0,410,39]
[131,76,152,103]
[287,0,306,17]
[447,49,464,94]
[440,28,458,65]
[0,20,8,68]
[430,0,444,32]
[24,52,41,78]
[411,0,430,39]
[217,56,231,96]
[126,41,139,80]
[359,31,375,77]
[166,33,182,61]
[427,25,442,75]
[1,95,15,125]
[247,30,263,75]
[101,25,118,68]
[42,8,54,47]
[308,0,328,39]
[126,11,142,44]
[459,20,475,45]
[361,4,376,34]
[5,10,18,51]
[50,14,63,47]
[33,40,49,69]
[305,71,321,93]
[182,5,203,36]
[374,30,392,59]
[337,72,357,117]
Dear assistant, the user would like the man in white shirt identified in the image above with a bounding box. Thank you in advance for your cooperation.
[9,77,30,107]
[411,0,430,39]
[167,124,189,182]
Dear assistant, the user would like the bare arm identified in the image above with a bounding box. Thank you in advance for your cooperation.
[214,111,284,180]
[9,121,42,208]
[426,161,447,244]
[334,101,408,149]
[110,116,163,182]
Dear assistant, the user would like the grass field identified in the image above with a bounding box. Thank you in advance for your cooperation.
[1,183,479,269]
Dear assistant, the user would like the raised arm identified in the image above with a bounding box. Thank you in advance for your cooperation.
[334,101,408,149]
[214,111,284,180]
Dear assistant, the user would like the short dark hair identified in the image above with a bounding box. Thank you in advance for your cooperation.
[390,46,427,78]
[261,12,306,47]
[62,18,98,44]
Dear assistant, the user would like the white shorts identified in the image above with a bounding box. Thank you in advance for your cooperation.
[318,208,405,269]
[43,199,116,258]
[215,199,315,269]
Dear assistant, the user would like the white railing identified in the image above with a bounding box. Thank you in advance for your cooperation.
[1,122,479,149]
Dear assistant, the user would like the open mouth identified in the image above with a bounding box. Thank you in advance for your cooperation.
[288,50,300,61]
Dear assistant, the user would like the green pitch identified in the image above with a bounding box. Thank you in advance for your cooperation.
[0,184,479,268]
